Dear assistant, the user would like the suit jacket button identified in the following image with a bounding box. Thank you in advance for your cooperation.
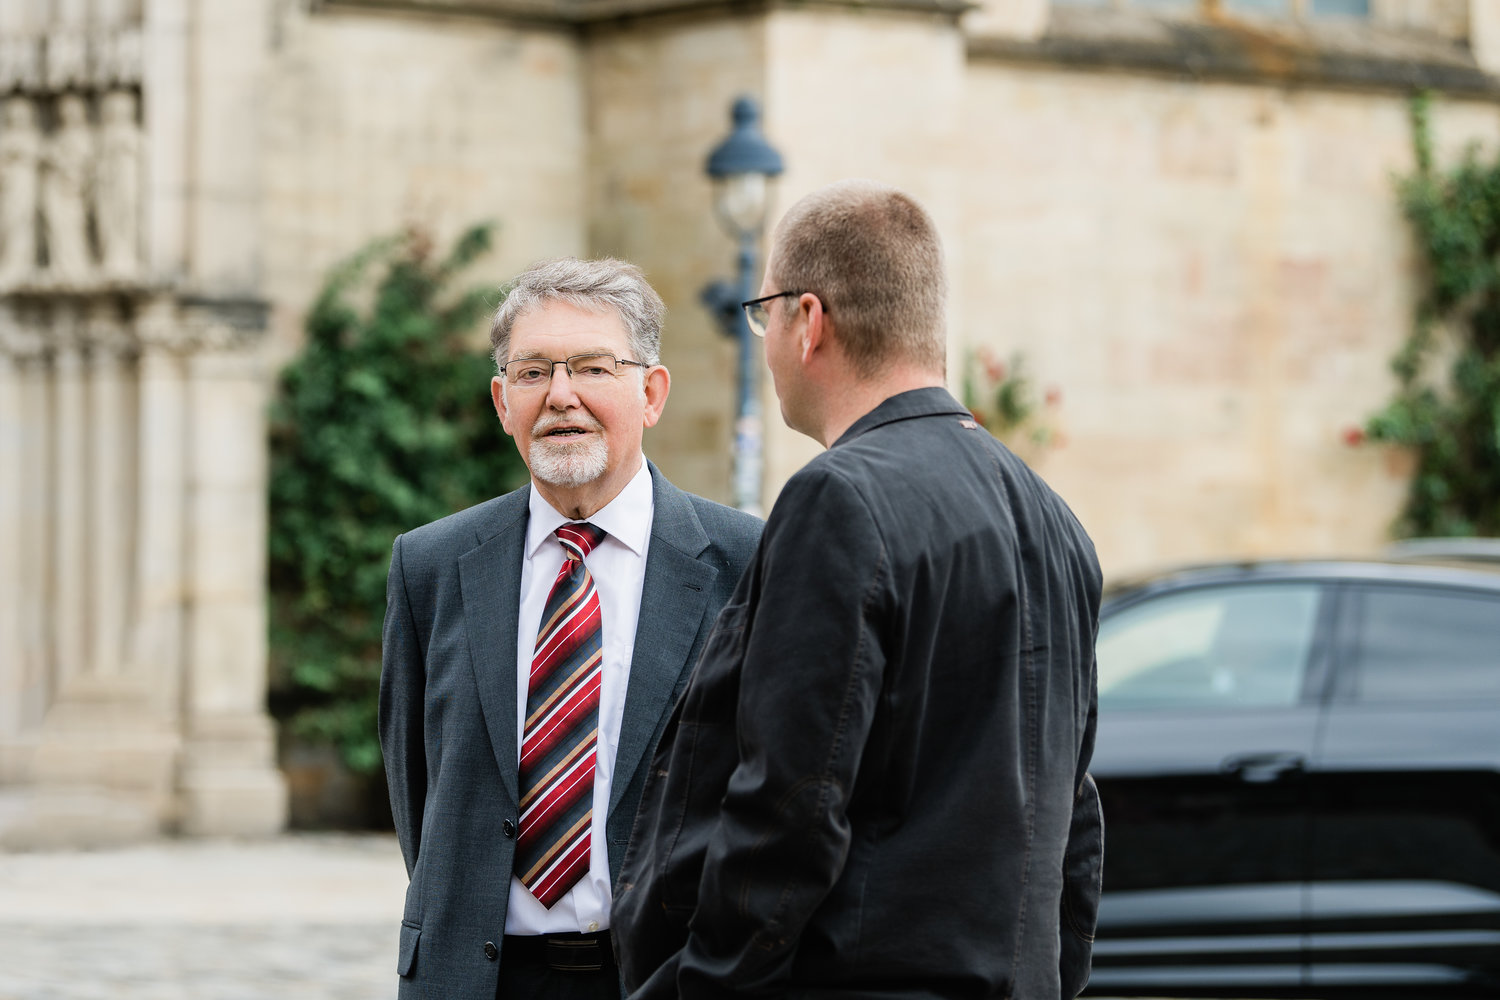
[483,940,499,961]
[502,819,516,839]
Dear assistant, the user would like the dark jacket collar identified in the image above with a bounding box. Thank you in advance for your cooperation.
[832,386,970,449]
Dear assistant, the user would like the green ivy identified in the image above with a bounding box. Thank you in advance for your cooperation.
[268,224,526,773]
[1365,93,1500,538]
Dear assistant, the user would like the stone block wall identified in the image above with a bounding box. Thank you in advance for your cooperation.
[758,8,970,498]
[582,13,767,505]
[7,0,1500,846]
[260,5,589,369]
[958,64,1500,574]
[0,0,286,847]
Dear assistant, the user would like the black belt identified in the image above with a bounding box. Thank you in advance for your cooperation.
[502,931,613,972]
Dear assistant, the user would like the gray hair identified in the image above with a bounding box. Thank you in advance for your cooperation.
[769,179,946,377]
[489,257,665,370]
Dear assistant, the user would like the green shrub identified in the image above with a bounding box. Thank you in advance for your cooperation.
[1365,94,1500,538]
[268,225,526,773]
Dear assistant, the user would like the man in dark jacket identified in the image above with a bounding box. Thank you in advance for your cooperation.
[613,181,1104,999]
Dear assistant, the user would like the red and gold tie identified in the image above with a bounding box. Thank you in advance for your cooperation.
[517,522,606,908]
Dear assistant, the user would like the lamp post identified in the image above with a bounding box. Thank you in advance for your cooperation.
[701,96,783,515]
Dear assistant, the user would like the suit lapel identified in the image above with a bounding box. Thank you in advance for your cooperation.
[458,488,530,808]
[609,467,717,818]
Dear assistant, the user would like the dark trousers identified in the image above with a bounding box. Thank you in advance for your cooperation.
[497,931,620,1000]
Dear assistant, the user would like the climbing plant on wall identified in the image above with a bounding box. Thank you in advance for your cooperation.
[960,346,1063,464]
[268,224,525,775]
[1364,93,1500,537]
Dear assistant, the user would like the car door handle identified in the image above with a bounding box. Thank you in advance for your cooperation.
[1221,752,1306,784]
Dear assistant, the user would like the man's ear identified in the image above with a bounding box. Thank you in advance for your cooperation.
[641,365,671,428]
[492,376,515,435]
[800,293,827,365]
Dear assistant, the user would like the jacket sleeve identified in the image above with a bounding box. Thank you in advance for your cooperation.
[1060,771,1103,998]
[1059,641,1103,999]
[673,468,889,999]
[379,533,427,878]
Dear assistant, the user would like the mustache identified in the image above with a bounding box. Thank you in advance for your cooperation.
[532,413,605,437]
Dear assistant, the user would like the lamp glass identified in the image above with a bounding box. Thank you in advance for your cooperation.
[714,172,769,240]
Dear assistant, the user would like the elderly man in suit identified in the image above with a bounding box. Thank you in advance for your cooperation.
[380,256,761,1000]
[614,181,1104,999]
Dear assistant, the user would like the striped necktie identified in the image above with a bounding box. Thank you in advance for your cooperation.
[517,522,606,908]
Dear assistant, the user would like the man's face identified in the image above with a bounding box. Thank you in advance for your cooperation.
[758,264,810,436]
[492,300,668,512]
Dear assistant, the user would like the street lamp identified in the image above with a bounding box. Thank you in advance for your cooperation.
[701,96,783,515]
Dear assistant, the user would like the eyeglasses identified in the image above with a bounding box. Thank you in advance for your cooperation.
[742,290,822,338]
[498,353,647,388]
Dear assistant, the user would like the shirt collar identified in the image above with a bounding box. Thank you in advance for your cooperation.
[526,458,654,559]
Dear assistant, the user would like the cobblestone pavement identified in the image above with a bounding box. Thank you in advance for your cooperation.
[0,834,408,1000]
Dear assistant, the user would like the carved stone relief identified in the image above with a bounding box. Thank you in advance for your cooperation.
[96,89,138,278]
[44,32,88,90]
[0,1,144,293]
[0,89,143,290]
[0,97,40,284]
[40,93,93,284]
[0,38,44,92]
[0,1,287,846]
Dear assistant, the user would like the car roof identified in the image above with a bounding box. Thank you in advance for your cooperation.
[1104,554,1500,606]
[1382,537,1500,565]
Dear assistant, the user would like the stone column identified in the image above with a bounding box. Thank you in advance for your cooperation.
[177,315,286,837]
[87,298,136,677]
[0,304,44,761]
[14,296,178,849]
[8,309,53,771]
[0,306,22,743]
[49,301,89,693]
[131,294,187,720]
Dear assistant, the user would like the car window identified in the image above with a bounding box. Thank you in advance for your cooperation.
[1351,588,1500,703]
[1098,584,1321,711]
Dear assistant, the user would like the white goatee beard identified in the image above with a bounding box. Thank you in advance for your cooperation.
[527,434,609,488]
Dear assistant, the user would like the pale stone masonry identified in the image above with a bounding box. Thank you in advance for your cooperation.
[2,0,1499,843]
[0,1,284,846]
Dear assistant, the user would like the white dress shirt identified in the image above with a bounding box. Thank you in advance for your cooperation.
[506,460,653,935]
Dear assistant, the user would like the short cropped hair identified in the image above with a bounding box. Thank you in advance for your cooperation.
[490,257,665,369]
[769,180,946,376]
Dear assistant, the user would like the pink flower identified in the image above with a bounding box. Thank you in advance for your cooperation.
[1342,426,1365,447]
[1045,386,1062,407]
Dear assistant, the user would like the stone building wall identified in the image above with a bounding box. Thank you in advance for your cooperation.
[0,0,285,847]
[958,68,1500,574]
[260,4,589,368]
[583,13,766,504]
[757,7,971,498]
[954,1,1500,575]
[4,0,1500,844]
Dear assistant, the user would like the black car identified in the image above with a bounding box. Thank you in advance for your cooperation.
[1085,548,1500,997]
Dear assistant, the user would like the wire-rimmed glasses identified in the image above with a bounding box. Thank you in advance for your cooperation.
[742,290,818,338]
[498,353,648,389]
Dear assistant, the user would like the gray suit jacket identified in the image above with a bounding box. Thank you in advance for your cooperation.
[379,462,762,999]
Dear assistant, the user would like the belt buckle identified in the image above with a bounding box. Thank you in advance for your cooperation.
[546,937,603,973]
